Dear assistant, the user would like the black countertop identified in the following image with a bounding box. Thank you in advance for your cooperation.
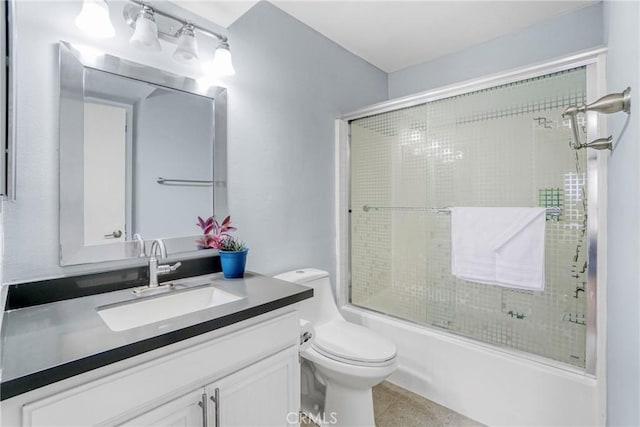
[0,271,312,400]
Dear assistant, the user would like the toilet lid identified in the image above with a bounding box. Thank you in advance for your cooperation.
[312,320,397,365]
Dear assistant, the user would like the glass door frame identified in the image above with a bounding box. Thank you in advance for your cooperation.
[335,47,607,376]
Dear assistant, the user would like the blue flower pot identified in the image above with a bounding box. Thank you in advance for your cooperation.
[219,249,249,279]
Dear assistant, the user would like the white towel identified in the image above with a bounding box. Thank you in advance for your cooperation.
[450,207,546,291]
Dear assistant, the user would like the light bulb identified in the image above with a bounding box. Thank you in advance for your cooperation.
[173,24,199,63]
[207,42,235,78]
[75,0,115,38]
[130,7,161,51]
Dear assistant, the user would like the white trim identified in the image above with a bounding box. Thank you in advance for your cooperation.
[334,120,350,301]
[341,46,607,121]
[583,57,607,380]
[591,51,609,426]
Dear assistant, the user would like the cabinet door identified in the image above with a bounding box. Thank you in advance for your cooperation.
[207,347,299,427]
[118,389,206,427]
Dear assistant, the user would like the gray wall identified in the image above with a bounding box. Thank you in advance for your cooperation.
[603,1,640,425]
[388,3,604,99]
[224,2,387,280]
[0,0,387,283]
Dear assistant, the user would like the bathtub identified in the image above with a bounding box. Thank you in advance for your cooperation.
[341,304,602,426]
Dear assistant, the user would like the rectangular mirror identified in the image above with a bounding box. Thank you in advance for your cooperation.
[59,41,227,265]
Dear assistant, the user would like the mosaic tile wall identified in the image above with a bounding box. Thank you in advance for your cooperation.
[349,68,588,368]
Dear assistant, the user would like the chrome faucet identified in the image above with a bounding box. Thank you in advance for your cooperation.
[150,239,167,260]
[133,239,181,295]
[148,239,181,287]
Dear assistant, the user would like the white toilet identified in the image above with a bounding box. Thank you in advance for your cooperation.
[274,269,397,427]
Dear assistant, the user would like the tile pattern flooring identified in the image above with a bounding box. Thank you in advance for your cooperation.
[373,381,483,427]
[301,381,484,427]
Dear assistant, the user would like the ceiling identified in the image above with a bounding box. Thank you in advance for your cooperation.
[176,1,258,28]
[178,0,598,73]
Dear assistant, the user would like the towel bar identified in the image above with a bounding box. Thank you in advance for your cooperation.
[362,205,562,217]
[157,177,214,186]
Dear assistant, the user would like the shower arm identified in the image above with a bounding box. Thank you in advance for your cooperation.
[564,107,583,150]
[562,87,631,151]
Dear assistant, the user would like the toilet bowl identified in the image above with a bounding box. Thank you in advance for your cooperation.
[274,269,397,427]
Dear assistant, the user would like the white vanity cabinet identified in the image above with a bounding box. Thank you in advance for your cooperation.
[120,388,206,427]
[207,348,299,427]
[11,310,300,427]
[125,349,299,427]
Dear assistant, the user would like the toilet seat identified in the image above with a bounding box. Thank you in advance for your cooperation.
[311,320,397,367]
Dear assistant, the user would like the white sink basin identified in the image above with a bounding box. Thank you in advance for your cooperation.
[98,285,244,331]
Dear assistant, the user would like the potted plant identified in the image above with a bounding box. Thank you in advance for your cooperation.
[196,215,249,278]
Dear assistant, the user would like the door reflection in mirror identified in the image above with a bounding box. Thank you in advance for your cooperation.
[83,101,127,245]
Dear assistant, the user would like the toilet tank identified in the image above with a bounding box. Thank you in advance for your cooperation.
[274,268,343,325]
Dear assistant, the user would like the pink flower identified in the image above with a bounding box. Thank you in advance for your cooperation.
[195,216,237,249]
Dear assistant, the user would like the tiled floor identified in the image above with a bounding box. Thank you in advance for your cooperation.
[373,381,483,427]
[300,381,484,427]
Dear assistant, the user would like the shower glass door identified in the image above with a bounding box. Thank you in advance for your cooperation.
[349,67,589,368]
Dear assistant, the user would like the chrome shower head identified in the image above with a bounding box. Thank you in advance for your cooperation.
[562,87,631,118]
[562,87,631,151]
[581,87,631,115]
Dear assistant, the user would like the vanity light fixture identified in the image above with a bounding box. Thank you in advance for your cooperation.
[122,1,235,76]
[129,5,161,51]
[75,0,115,39]
[75,0,235,76]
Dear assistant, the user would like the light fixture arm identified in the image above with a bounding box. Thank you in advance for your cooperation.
[562,87,631,151]
[124,0,228,44]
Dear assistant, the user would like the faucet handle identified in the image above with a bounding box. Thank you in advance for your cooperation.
[157,261,182,275]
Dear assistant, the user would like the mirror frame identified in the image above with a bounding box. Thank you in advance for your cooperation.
[59,41,227,265]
